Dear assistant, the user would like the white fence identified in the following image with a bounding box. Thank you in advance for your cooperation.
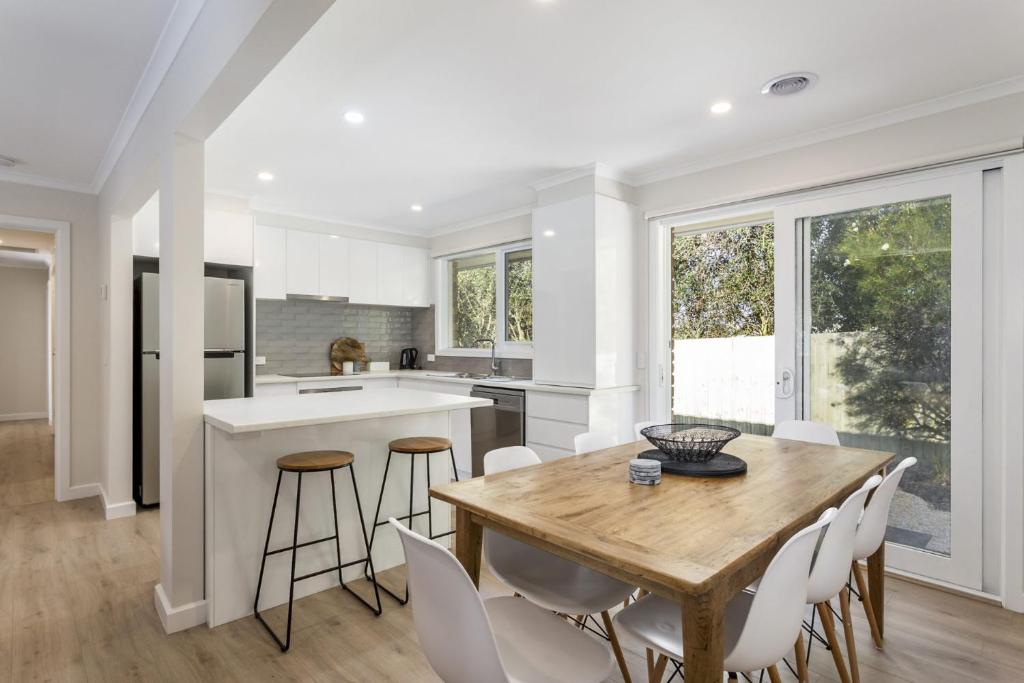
[672,333,867,432]
[672,336,776,426]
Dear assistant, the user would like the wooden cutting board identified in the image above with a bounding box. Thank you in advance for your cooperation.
[329,337,368,375]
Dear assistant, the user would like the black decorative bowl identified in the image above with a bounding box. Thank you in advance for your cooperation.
[640,423,741,463]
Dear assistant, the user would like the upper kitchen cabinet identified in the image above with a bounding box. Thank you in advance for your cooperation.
[376,243,405,305]
[205,210,254,266]
[348,239,378,304]
[532,193,636,389]
[318,234,350,298]
[400,244,431,307]
[285,229,319,296]
[132,199,254,267]
[253,225,286,299]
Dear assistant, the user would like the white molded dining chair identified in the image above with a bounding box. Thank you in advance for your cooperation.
[772,419,841,446]
[483,446,637,682]
[574,431,617,455]
[850,457,917,649]
[634,421,656,440]
[801,474,882,683]
[614,508,837,682]
[390,517,614,683]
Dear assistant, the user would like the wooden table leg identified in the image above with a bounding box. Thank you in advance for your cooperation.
[866,543,885,641]
[680,590,726,683]
[454,507,482,587]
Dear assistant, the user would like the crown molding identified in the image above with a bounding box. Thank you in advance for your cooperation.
[529,162,635,192]
[0,168,93,194]
[427,204,536,237]
[89,0,207,194]
[245,200,428,238]
[633,74,1024,186]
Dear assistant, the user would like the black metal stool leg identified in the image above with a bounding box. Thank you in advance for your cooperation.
[344,463,383,615]
[363,450,393,581]
[254,470,302,652]
[365,449,409,605]
[426,452,433,539]
[253,470,283,615]
[406,451,415,531]
[448,447,459,482]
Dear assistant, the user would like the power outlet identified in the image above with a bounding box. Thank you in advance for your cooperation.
[254,355,266,366]
[427,353,436,362]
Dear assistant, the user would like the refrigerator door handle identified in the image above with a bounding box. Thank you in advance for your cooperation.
[204,350,238,358]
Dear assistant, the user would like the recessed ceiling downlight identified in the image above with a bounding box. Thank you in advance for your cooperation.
[761,72,817,97]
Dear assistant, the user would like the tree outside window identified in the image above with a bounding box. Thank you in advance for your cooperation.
[446,244,532,351]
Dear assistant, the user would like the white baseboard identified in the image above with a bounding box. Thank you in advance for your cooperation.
[154,583,207,634]
[0,411,48,422]
[60,482,101,502]
[100,485,137,520]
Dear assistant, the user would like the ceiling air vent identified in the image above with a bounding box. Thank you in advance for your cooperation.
[761,72,817,97]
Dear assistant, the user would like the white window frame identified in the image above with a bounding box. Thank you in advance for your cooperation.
[434,240,533,359]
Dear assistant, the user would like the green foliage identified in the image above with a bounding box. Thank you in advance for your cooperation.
[451,262,495,347]
[671,224,775,340]
[811,197,952,443]
[505,252,533,342]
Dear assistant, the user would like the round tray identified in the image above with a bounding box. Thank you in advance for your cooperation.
[638,449,747,477]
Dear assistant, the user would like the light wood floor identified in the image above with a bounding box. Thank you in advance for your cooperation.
[2,419,1023,682]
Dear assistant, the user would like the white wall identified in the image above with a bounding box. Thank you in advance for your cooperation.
[430,211,531,256]
[0,266,49,419]
[0,180,101,487]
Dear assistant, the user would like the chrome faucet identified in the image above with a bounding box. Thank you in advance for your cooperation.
[476,338,500,375]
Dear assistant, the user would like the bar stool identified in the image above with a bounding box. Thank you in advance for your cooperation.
[365,436,458,604]
[254,450,382,652]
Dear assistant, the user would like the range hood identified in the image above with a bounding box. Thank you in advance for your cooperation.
[286,293,350,303]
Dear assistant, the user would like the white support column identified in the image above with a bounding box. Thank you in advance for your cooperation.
[155,132,208,632]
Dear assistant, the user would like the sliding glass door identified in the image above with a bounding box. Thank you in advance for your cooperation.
[775,171,983,587]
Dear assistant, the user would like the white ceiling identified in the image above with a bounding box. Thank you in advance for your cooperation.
[0,0,177,189]
[207,1,1020,234]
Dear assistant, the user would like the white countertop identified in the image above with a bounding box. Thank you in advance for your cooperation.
[253,369,638,396]
[204,388,492,434]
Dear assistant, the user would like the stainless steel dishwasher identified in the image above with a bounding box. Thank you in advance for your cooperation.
[470,385,526,476]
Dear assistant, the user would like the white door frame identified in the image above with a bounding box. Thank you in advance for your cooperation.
[0,214,72,501]
[773,167,985,589]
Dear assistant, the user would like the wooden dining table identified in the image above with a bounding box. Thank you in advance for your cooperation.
[430,434,893,683]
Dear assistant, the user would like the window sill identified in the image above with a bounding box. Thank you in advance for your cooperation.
[437,347,534,360]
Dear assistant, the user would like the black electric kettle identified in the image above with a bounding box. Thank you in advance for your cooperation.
[400,347,419,370]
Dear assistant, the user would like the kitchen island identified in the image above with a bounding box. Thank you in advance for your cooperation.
[203,388,490,627]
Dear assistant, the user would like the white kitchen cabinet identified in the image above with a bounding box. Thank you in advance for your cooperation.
[348,239,378,304]
[133,197,254,267]
[397,378,473,473]
[253,225,287,300]
[523,388,637,459]
[400,246,431,307]
[286,230,320,296]
[205,209,254,266]
[532,194,636,389]
[376,243,405,306]
[132,194,160,258]
[318,235,350,298]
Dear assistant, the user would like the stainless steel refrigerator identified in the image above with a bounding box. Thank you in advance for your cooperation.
[135,273,247,506]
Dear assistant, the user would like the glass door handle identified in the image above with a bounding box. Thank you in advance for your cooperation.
[776,368,795,398]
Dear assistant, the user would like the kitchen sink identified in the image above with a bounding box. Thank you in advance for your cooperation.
[425,371,517,382]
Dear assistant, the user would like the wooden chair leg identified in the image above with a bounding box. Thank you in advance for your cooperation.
[601,611,632,683]
[852,562,883,649]
[767,664,783,683]
[794,631,809,683]
[839,587,861,683]
[646,648,655,682]
[817,602,852,683]
[649,654,668,683]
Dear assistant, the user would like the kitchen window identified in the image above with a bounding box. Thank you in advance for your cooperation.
[437,242,533,358]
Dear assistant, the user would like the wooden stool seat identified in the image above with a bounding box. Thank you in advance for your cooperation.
[387,436,452,454]
[276,450,354,472]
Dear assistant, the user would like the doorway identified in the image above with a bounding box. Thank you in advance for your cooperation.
[669,219,776,434]
[0,215,70,502]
